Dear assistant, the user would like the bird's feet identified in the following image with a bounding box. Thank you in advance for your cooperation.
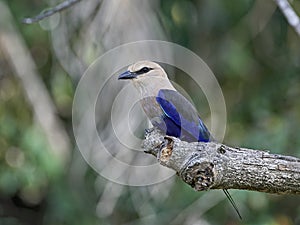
[145,127,155,134]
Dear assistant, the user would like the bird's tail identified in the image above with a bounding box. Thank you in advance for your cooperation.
[223,189,242,220]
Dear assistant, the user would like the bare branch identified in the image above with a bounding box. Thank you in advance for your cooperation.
[143,128,300,195]
[22,0,82,24]
[274,0,300,36]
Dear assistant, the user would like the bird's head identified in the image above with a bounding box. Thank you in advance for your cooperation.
[118,61,168,80]
[118,61,175,95]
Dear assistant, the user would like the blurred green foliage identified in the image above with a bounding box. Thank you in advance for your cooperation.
[0,0,300,225]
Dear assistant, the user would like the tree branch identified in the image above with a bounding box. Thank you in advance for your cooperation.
[22,0,82,24]
[273,0,300,36]
[142,128,300,194]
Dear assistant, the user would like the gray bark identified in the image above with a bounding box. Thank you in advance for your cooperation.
[142,128,300,194]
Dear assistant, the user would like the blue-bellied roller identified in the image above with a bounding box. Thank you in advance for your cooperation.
[118,61,241,219]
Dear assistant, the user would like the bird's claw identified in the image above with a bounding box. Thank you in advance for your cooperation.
[145,127,155,134]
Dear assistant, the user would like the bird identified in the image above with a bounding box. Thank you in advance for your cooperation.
[118,61,211,142]
[118,60,241,219]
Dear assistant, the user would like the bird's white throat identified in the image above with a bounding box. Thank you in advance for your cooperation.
[132,77,175,97]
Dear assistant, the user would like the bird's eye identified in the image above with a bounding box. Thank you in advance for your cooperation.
[141,67,150,73]
[136,67,152,74]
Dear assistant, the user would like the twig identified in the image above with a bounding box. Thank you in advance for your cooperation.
[273,0,300,36]
[22,0,82,24]
[142,128,300,194]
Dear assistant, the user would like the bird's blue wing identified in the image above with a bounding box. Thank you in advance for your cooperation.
[156,89,210,142]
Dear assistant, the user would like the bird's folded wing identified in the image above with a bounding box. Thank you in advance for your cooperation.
[156,89,210,142]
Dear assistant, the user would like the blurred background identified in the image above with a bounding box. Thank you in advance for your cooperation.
[0,0,300,224]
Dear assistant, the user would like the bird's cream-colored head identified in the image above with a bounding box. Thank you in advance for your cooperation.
[128,61,168,78]
[118,61,175,95]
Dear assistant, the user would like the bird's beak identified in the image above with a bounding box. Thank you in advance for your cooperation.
[118,70,137,80]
